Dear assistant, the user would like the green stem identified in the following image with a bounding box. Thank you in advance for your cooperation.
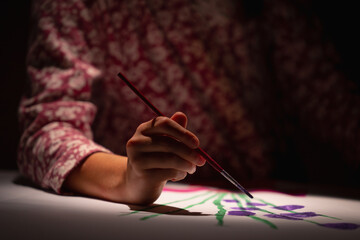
[213,193,227,226]
[233,194,278,229]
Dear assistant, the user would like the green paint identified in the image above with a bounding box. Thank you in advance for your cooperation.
[141,193,218,220]
[213,193,227,226]
[303,219,319,224]
[120,187,342,229]
[119,191,212,217]
[255,198,276,207]
[318,214,341,220]
[249,216,278,229]
[234,194,278,229]
[231,193,243,207]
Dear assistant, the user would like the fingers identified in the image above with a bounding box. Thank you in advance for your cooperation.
[128,135,203,166]
[139,115,200,149]
[132,152,197,174]
[170,112,188,128]
[126,112,206,184]
[141,168,188,182]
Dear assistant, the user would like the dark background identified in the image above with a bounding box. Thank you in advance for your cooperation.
[0,1,359,176]
[0,1,31,169]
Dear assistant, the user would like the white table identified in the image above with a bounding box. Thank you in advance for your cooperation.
[1,170,359,240]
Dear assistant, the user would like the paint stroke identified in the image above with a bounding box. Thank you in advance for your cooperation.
[231,194,244,208]
[264,214,303,220]
[223,199,239,203]
[246,195,354,229]
[259,199,340,220]
[272,205,304,211]
[319,223,360,230]
[233,193,278,229]
[237,194,274,214]
[228,211,255,216]
[213,193,227,226]
[281,212,318,218]
[251,216,278,229]
[247,202,267,206]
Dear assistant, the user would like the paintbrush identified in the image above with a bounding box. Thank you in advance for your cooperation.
[117,72,253,198]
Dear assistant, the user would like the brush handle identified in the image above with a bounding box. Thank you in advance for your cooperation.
[117,72,252,198]
[118,72,223,171]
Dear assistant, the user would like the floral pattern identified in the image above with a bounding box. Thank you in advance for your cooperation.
[18,0,360,194]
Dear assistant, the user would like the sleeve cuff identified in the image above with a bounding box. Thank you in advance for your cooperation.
[41,138,112,194]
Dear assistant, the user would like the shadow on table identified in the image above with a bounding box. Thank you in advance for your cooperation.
[13,174,45,190]
[126,203,210,216]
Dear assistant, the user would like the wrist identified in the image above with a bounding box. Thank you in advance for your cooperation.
[64,152,128,202]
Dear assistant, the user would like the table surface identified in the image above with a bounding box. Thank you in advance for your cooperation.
[1,170,360,240]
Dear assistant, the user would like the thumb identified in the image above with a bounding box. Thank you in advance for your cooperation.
[170,112,188,128]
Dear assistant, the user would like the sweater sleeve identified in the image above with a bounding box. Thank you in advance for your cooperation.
[18,0,111,193]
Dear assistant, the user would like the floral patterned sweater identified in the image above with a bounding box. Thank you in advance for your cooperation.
[18,0,360,194]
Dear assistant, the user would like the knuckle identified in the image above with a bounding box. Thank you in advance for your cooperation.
[156,116,171,128]
[126,138,139,149]
[178,128,189,137]
[136,122,147,132]
[128,133,149,146]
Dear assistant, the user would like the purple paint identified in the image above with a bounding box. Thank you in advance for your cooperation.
[231,207,260,211]
[246,202,267,206]
[223,199,239,203]
[264,214,303,220]
[228,211,256,216]
[319,223,360,230]
[281,212,318,218]
[272,205,304,211]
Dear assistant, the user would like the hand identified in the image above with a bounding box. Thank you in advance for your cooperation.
[63,112,205,205]
[124,112,206,204]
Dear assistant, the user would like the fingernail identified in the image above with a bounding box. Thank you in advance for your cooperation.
[191,137,199,148]
[189,165,196,174]
[197,155,206,166]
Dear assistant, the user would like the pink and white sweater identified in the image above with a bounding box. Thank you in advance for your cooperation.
[18,0,360,194]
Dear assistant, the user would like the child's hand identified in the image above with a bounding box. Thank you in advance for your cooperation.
[124,112,206,204]
[63,112,205,205]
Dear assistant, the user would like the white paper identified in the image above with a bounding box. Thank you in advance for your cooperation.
[0,171,359,240]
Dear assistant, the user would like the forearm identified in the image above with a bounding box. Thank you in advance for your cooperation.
[63,152,130,203]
